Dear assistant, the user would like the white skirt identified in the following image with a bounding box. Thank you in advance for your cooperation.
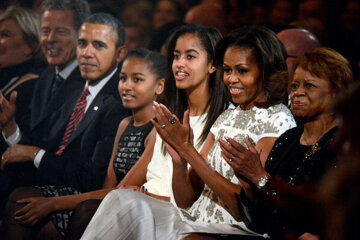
[81,189,268,240]
[81,189,191,240]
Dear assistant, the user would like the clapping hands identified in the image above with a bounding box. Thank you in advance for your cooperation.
[219,136,267,184]
[151,101,193,153]
[0,91,17,133]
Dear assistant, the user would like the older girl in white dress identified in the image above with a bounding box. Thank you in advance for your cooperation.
[116,24,228,202]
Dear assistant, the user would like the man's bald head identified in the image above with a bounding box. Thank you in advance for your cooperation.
[278,28,320,83]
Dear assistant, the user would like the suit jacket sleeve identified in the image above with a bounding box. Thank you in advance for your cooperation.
[35,100,130,191]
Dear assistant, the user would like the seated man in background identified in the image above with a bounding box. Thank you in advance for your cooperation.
[0,0,90,217]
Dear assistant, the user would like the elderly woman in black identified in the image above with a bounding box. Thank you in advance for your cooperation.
[220,47,353,239]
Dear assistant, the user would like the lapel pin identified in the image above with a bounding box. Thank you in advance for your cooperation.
[94,106,99,111]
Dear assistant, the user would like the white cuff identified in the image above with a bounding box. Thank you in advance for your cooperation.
[2,125,22,146]
[33,149,46,168]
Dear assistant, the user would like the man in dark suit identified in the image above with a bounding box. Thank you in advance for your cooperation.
[2,12,129,191]
[0,0,91,147]
[0,0,90,217]
[1,13,130,238]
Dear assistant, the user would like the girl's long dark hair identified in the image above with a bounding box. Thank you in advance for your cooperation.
[164,24,228,146]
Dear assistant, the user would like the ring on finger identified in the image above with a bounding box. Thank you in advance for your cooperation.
[161,124,166,129]
[169,117,176,124]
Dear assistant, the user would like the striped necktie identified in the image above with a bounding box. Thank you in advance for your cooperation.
[56,87,90,156]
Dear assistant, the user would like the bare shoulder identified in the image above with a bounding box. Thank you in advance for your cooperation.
[119,116,132,127]
[117,116,133,135]
[144,128,156,147]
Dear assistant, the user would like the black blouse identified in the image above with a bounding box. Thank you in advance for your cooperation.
[113,118,153,182]
[240,126,337,239]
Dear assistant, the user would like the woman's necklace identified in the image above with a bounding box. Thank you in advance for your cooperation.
[288,142,322,186]
[303,143,321,162]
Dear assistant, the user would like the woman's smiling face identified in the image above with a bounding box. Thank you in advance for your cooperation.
[223,46,265,109]
[0,19,32,69]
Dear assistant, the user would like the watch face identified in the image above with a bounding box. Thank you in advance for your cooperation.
[259,178,266,187]
[258,176,268,188]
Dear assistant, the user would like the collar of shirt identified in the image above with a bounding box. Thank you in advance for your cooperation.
[56,59,78,80]
[84,67,117,111]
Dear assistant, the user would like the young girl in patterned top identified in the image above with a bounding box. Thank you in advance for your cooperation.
[2,48,165,239]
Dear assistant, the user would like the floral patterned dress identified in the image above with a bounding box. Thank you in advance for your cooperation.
[180,103,296,224]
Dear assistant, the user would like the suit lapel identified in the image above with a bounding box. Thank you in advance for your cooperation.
[33,67,85,128]
[64,71,119,146]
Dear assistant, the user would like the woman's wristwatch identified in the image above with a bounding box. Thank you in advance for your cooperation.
[257,174,277,196]
[257,175,269,189]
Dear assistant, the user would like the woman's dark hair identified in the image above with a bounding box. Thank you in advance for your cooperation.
[123,48,167,81]
[215,25,288,107]
[165,24,228,146]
